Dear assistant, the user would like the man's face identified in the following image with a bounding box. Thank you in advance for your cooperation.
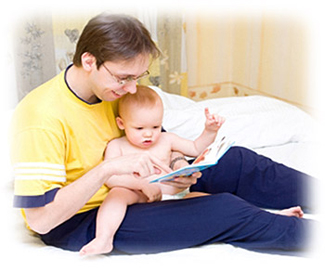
[91,54,150,102]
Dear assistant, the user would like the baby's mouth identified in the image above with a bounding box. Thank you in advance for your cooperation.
[143,140,153,146]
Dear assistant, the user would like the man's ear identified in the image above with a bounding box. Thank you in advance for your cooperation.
[116,117,125,130]
[81,52,96,72]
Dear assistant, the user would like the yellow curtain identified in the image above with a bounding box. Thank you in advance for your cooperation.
[185,13,310,112]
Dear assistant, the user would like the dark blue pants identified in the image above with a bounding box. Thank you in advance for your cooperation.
[40,147,315,254]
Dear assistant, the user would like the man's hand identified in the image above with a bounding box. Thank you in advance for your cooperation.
[107,152,172,178]
[162,155,202,189]
[161,172,202,189]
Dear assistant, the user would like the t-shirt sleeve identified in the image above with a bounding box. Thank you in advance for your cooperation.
[11,127,66,208]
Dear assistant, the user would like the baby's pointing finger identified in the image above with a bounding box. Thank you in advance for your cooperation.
[204,107,211,118]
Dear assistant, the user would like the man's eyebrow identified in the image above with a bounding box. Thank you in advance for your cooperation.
[117,74,136,78]
[116,69,148,78]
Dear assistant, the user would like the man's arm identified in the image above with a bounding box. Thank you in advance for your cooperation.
[25,153,169,234]
[25,160,111,234]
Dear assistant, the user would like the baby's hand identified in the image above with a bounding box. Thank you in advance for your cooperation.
[141,183,162,202]
[204,107,225,132]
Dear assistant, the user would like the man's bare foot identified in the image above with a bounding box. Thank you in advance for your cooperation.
[79,237,113,256]
[276,206,304,218]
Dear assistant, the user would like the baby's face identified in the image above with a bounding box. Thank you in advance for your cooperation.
[123,106,163,149]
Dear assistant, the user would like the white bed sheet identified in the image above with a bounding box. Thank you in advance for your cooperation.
[2,89,324,272]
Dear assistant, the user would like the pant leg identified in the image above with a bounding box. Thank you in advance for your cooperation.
[114,194,312,254]
[191,146,315,211]
[40,208,98,251]
[40,194,313,254]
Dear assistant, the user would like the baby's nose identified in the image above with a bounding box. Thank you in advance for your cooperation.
[143,130,152,137]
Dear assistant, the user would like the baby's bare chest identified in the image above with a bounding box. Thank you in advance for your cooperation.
[121,139,172,165]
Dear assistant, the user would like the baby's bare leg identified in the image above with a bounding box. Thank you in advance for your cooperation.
[80,187,146,256]
[183,191,210,199]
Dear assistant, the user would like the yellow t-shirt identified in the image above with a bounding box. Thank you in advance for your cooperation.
[11,66,122,221]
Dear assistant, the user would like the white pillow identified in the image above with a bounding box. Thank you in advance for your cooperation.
[151,86,316,149]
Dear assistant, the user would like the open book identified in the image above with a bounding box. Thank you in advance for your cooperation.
[150,136,235,183]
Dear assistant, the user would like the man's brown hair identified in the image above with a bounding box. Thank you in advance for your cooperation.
[73,13,160,68]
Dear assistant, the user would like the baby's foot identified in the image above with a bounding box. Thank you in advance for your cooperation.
[79,237,113,256]
[276,206,304,218]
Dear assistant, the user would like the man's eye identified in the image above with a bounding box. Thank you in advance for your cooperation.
[119,76,133,81]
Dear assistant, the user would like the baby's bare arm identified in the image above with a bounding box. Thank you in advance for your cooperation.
[169,108,225,157]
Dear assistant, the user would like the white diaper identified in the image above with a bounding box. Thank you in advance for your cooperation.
[162,188,190,201]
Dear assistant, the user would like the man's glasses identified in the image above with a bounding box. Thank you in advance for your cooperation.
[102,64,150,85]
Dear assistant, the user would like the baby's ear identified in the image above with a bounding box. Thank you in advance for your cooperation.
[116,117,125,130]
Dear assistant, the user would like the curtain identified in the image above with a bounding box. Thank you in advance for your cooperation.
[139,13,188,96]
[185,13,309,111]
[13,14,57,101]
[12,10,310,112]
[13,10,187,101]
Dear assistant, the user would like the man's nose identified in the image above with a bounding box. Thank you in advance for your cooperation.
[123,81,137,94]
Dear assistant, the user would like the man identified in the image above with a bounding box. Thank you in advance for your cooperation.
[11,13,314,254]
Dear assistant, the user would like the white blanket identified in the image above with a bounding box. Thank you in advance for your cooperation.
[1,89,323,272]
[151,86,317,149]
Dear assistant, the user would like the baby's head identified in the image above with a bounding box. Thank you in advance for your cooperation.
[116,85,164,148]
[118,85,163,117]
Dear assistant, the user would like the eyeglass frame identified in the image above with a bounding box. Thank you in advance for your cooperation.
[102,63,150,85]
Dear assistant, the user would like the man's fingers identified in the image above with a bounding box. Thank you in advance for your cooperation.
[132,153,172,178]
[161,172,200,188]
[191,171,202,179]
[148,154,173,174]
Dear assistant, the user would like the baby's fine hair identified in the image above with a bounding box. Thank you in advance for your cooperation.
[118,85,163,117]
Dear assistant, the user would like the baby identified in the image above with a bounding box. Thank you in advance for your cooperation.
[80,86,303,256]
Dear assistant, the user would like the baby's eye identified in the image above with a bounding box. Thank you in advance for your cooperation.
[153,126,160,129]
[136,127,143,130]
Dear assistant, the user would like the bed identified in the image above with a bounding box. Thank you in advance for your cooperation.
[1,87,322,272]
